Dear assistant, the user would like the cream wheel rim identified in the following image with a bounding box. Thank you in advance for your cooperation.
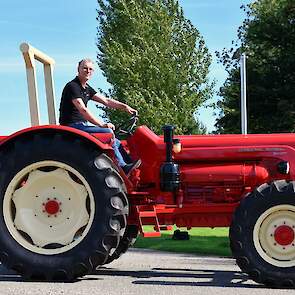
[3,161,95,255]
[253,204,295,267]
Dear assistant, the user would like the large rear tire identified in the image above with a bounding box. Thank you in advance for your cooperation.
[230,180,295,287]
[104,224,138,264]
[0,132,128,280]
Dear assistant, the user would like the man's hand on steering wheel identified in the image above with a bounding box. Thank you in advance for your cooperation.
[96,103,138,136]
[124,105,138,116]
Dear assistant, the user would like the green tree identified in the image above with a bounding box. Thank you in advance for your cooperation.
[96,0,213,134]
[216,0,295,134]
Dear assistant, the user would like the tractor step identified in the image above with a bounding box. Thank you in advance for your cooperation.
[136,205,161,237]
[142,232,161,238]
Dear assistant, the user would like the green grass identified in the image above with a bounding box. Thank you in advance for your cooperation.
[133,227,231,257]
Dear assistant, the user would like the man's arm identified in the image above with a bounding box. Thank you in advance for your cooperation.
[92,93,137,115]
[72,98,114,129]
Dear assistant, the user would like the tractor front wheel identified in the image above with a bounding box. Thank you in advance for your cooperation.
[230,180,295,287]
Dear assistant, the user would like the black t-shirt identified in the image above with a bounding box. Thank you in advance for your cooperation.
[59,76,97,125]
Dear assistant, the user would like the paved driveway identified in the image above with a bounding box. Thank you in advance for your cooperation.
[0,249,291,295]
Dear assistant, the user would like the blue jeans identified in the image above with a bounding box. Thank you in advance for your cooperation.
[68,122,127,167]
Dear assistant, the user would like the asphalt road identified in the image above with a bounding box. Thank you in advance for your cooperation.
[0,248,292,295]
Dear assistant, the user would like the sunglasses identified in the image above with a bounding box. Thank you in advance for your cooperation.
[83,66,94,72]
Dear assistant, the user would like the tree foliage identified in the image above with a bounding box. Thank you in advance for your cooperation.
[216,0,295,134]
[96,0,213,134]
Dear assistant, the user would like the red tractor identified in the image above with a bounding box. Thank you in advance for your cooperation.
[0,43,294,287]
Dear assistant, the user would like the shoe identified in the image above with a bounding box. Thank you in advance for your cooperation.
[122,159,142,176]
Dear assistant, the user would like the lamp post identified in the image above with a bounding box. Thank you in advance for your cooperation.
[232,49,248,135]
[240,53,247,135]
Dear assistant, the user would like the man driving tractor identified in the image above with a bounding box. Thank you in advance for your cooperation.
[58,58,141,176]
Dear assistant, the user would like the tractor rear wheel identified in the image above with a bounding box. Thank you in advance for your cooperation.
[230,180,295,287]
[104,224,138,264]
[0,132,128,280]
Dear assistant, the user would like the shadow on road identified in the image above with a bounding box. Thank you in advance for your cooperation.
[0,265,84,283]
[93,267,265,289]
[0,264,280,289]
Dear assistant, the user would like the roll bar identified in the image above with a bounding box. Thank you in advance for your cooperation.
[20,42,56,126]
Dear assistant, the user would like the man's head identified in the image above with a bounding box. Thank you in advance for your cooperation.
[77,58,94,83]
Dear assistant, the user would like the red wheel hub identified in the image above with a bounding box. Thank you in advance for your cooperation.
[274,225,294,246]
[44,200,60,215]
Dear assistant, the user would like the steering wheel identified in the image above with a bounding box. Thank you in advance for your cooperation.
[95,104,138,136]
[115,114,139,137]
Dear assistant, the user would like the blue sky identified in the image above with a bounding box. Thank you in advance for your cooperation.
[0,0,250,135]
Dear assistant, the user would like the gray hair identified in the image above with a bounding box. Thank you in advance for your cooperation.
[78,58,94,68]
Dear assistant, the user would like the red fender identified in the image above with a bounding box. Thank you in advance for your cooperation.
[0,124,114,154]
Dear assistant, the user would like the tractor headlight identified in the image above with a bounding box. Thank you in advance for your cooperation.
[173,138,181,154]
